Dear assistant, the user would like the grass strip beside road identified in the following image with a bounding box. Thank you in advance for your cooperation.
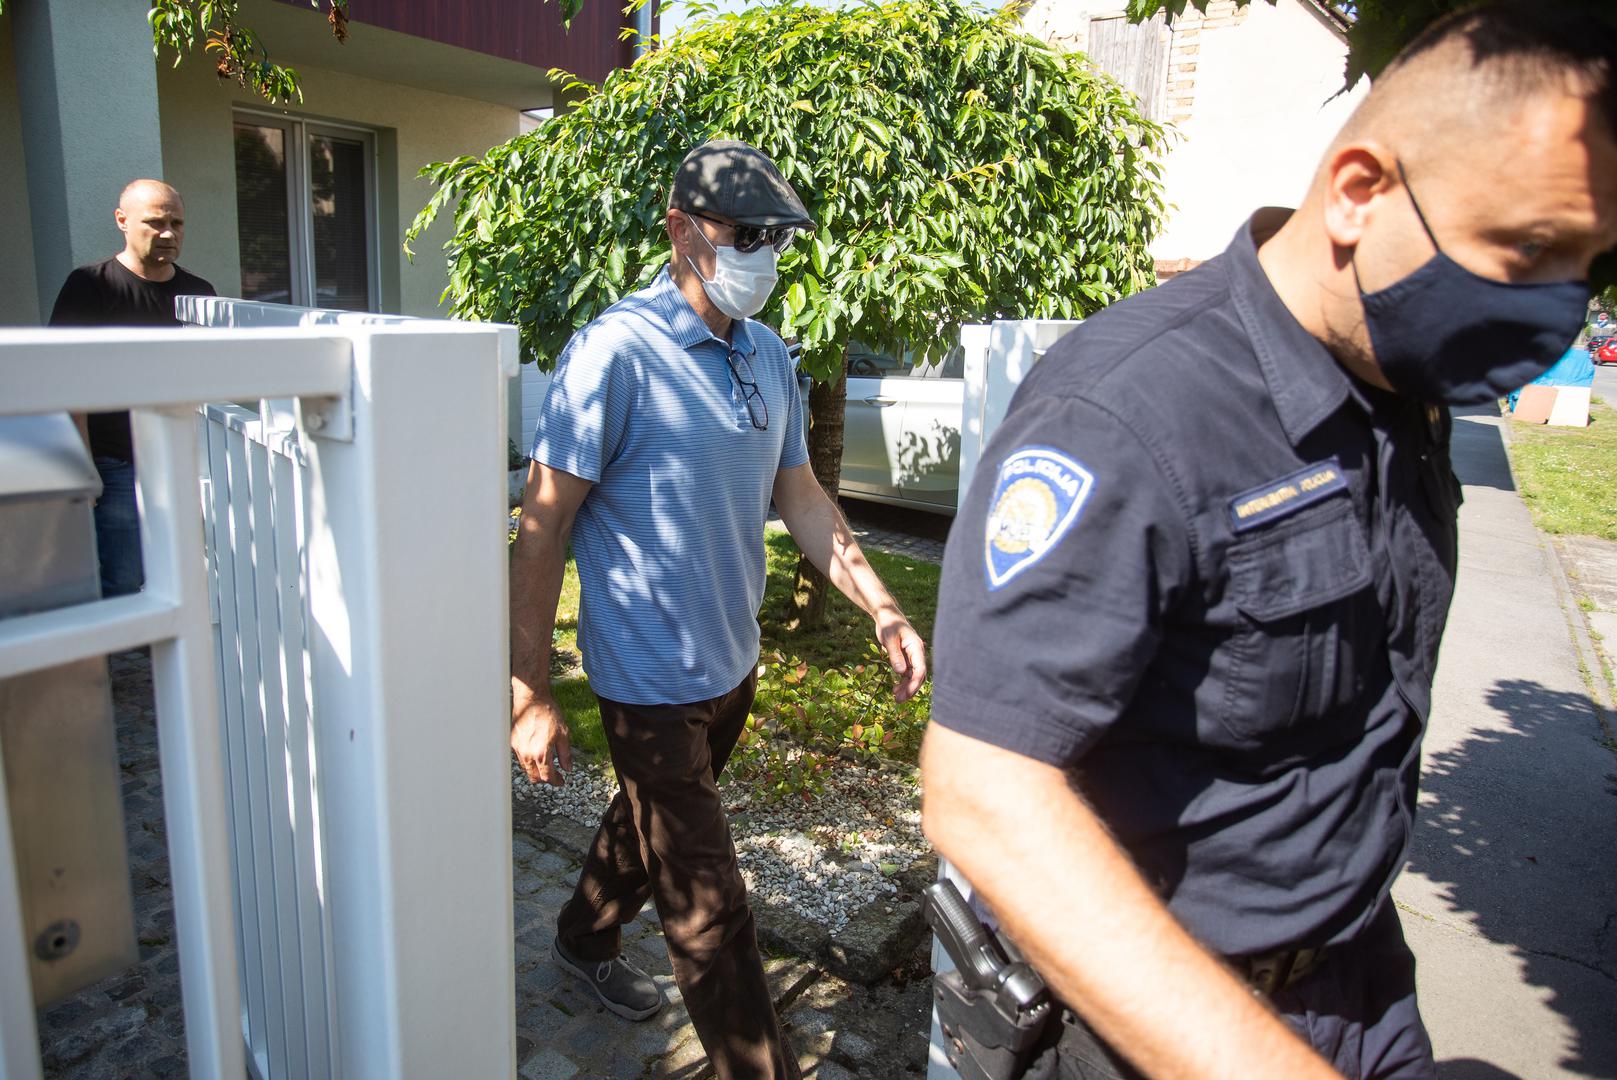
[536,527,942,763]
[1506,396,1617,541]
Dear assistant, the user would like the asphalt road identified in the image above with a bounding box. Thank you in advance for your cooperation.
[1593,358,1616,402]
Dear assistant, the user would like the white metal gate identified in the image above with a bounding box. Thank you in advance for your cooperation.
[0,306,520,1079]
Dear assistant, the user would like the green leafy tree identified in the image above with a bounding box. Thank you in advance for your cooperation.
[409,0,1167,629]
[146,0,349,103]
[0,0,350,103]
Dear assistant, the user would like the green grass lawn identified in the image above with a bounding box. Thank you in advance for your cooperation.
[1507,396,1617,541]
[537,526,942,762]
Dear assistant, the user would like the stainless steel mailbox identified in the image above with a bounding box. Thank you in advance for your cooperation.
[0,414,139,1005]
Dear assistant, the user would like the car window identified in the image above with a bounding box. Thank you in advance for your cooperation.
[910,346,965,379]
[846,342,909,379]
[848,340,964,379]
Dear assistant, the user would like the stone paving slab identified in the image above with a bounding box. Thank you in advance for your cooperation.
[42,650,935,1078]
[519,808,935,988]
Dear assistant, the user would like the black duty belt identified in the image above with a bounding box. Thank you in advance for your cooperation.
[1230,945,1330,997]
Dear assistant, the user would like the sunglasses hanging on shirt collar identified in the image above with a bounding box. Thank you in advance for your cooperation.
[1353,160,1591,406]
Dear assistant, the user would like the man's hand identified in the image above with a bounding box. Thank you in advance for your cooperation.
[511,683,572,786]
[876,610,928,702]
[921,724,1341,1080]
[509,460,592,788]
[773,463,931,700]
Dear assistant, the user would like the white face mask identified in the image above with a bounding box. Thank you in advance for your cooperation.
[687,221,779,321]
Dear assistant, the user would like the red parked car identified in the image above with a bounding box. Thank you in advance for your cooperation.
[1594,337,1617,366]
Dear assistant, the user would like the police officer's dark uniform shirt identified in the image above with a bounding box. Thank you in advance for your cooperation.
[931,209,1460,959]
[49,256,217,462]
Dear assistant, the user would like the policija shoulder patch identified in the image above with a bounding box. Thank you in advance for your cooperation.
[984,446,1094,590]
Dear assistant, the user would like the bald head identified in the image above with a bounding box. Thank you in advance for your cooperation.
[118,178,183,213]
[1257,2,1617,397]
[114,178,187,281]
[1331,2,1616,181]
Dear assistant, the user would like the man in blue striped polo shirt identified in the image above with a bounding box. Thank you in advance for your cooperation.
[510,140,928,1079]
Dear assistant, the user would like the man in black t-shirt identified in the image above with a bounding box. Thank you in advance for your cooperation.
[49,178,216,596]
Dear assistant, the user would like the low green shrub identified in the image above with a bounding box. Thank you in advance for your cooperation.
[730,643,931,802]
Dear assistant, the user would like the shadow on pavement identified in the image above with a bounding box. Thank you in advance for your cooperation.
[1438,1058,1525,1080]
[1448,404,1518,492]
[1408,677,1617,1078]
[837,497,953,545]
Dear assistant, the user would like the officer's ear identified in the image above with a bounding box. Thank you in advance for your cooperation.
[1321,142,1398,254]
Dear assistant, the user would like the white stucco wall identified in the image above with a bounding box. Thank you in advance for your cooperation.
[156,57,519,317]
[0,14,41,326]
[1021,0,1368,264]
[1154,1,1366,260]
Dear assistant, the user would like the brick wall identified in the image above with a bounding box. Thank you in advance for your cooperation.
[1162,1,1251,126]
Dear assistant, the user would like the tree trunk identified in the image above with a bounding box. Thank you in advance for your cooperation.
[784,364,848,633]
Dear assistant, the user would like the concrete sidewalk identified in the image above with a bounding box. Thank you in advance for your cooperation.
[1393,406,1617,1079]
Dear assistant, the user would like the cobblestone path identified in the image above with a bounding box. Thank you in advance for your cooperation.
[39,651,935,1079]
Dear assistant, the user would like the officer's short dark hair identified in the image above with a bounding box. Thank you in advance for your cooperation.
[1392,2,1616,141]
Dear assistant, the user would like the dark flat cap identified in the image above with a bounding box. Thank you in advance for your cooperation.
[669,140,816,230]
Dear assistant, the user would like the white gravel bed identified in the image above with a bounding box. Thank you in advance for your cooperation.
[511,754,928,934]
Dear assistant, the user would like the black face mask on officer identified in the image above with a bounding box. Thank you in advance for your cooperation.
[1355,162,1592,406]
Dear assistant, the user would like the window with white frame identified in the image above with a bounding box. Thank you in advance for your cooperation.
[233,113,378,311]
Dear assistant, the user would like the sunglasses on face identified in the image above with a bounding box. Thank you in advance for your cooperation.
[690,212,798,255]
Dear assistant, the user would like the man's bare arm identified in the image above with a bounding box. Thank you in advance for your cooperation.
[510,460,592,786]
[920,723,1340,1080]
[771,462,927,700]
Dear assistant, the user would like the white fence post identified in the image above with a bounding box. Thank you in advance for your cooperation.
[135,404,251,1079]
[0,731,43,1080]
[0,317,518,1078]
[300,325,517,1079]
[957,320,1082,506]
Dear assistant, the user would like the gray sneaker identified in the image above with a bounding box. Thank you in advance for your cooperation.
[551,935,666,1021]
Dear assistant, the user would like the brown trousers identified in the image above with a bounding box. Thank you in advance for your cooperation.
[555,671,800,1080]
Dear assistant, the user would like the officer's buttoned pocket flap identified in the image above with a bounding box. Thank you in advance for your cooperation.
[1228,500,1373,622]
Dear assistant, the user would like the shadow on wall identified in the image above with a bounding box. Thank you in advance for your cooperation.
[1408,677,1617,1079]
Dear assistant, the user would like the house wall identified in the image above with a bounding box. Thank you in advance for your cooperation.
[1020,0,1367,263]
[157,58,519,318]
[6,0,165,326]
[0,14,40,326]
[1154,0,1366,260]
[294,0,637,85]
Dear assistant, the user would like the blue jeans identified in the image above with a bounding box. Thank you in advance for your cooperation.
[93,457,144,597]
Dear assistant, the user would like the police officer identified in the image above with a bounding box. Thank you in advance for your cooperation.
[921,5,1617,1079]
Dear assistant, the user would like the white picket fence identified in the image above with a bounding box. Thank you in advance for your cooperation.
[0,303,520,1078]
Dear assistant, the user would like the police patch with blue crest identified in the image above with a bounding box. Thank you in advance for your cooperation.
[984,446,1095,590]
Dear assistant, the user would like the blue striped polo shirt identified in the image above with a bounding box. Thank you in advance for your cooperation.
[531,267,809,705]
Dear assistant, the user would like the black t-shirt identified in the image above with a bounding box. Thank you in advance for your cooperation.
[931,211,1460,957]
[49,257,217,462]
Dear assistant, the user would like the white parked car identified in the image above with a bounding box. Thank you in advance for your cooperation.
[796,343,964,516]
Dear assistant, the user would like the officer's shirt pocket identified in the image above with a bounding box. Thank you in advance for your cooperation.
[1219,498,1376,744]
